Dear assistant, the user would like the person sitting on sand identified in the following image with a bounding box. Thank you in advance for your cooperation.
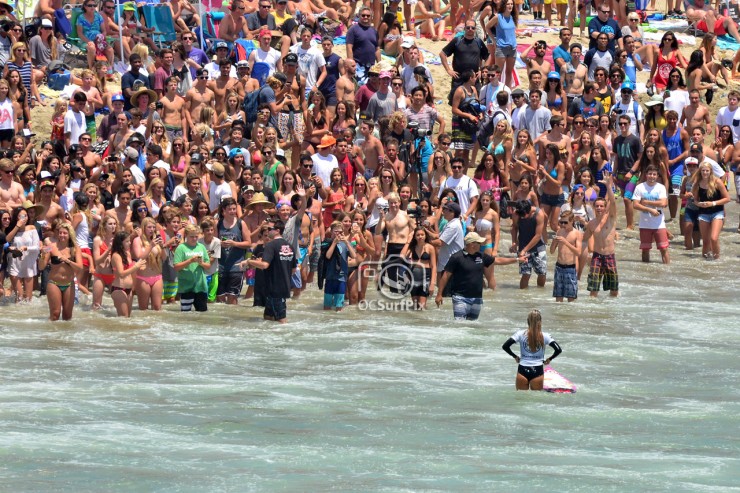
[686,0,740,45]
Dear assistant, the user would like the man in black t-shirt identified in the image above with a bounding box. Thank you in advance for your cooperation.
[613,114,643,230]
[247,219,296,323]
[439,19,488,103]
[435,232,523,321]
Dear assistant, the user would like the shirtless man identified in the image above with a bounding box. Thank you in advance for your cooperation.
[79,132,103,171]
[0,159,24,210]
[534,115,572,167]
[105,187,132,231]
[219,0,250,42]
[561,43,587,101]
[160,76,187,142]
[359,120,383,179]
[378,191,412,291]
[34,0,61,20]
[687,0,740,45]
[35,179,65,228]
[582,171,618,297]
[235,61,261,98]
[170,0,201,33]
[523,41,552,78]
[184,69,216,141]
[335,59,357,105]
[288,0,339,25]
[208,60,239,116]
[680,89,712,135]
[550,210,581,302]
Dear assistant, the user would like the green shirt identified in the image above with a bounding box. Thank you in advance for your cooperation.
[174,242,210,294]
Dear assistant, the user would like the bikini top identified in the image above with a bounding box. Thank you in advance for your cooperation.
[411,248,431,261]
[475,217,493,234]
[547,97,563,109]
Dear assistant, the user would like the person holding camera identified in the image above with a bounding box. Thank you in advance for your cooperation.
[510,200,547,289]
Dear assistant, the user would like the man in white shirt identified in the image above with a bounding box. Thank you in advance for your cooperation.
[610,83,644,141]
[64,92,88,149]
[714,90,740,141]
[311,135,339,186]
[208,162,233,213]
[290,26,326,94]
[248,28,282,77]
[632,165,669,264]
[438,157,480,223]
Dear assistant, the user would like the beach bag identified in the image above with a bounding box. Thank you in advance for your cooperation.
[48,70,72,90]
[318,18,343,38]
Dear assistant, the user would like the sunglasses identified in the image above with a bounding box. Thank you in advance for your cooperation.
[558,220,569,225]
[198,75,208,80]
[451,166,463,169]
[355,183,365,186]
[629,18,639,21]
[382,176,393,179]
[182,37,194,41]
[391,83,402,87]
[573,191,584,196]
[619,122,629,126]
[302,164,313,168]
[439,141,451,146]
[263,151,273,155]
[464,26,476,30]
[600,9,610,13]
[80,137,91,141]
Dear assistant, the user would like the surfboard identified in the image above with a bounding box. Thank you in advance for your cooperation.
[543,366,577,394]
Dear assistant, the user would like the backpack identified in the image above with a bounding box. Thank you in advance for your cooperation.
[242,85,267,124]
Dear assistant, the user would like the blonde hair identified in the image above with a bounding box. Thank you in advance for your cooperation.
[11,42,29,63]
[690,162,719,197]
[54,219,79,251]
[199,106,215,126]
[140,217,163,270]
[52,98,68,118]
[183,223,200,237]
[131,43,150,61]
[145,177,164,198]
[83,182,101,205]
[526,309,544,352]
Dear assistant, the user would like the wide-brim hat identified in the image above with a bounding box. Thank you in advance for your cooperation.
[245,192,273,209]
[130,87,158,107]
[0,1,14,13]
[21,200,44,216]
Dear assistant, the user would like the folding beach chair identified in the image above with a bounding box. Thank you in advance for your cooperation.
[141,3,177,48]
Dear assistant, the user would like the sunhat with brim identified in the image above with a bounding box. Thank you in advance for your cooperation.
[643,94,665,107]
[0,2,14,13]
[21,200,44,216]
[245,192,273,209]
[130,87,158,107]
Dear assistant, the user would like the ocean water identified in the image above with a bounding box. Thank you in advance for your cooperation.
[1,211,739,492]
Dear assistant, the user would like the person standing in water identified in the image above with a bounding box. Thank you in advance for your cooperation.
[502,309,562,391]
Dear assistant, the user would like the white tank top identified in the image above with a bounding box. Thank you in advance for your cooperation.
[0,98,14,130]
[75,213,90,247]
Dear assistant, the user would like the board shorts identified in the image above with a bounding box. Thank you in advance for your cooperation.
[85,115,96,140]
[264,296,287,320]
[530,0,543,5]
[519,247,548,276]
[587,252,618,292]
[291,245,309,289]
[323,279,346,308]
[495,46,517,58]
[277,111,305,145]
[698,209,725,222]
[217,270,244,297]
[553,263,578,299]
[180,291,207,312]
[164,124,183,142]
[309,237,321,273]
[697,18,727,36]
[451,295,483,321]
[670,173,683,195]
[518,364,544,382]
[541,193,565,207]
[640,228,669,250]
[615,173,639,200]
[206,274,218,302]
[162,280,178,299]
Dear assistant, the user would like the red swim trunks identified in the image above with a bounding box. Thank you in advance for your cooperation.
[696,18,727,36]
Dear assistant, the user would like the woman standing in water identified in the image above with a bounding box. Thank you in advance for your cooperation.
[39,221,83,321]
[502,309,562,390]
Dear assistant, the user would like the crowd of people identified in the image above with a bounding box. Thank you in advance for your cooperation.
[0,0,736,324]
